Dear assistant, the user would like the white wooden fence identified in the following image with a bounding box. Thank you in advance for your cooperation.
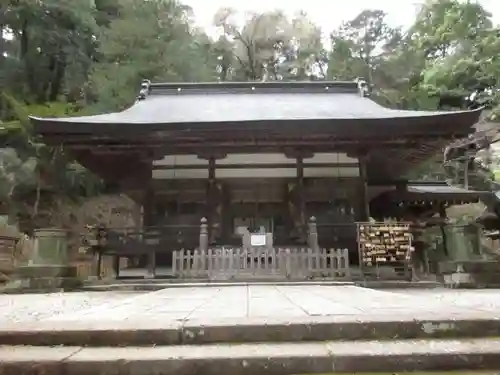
[172,247,350,280]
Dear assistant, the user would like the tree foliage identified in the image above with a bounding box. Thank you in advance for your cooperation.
[1,0,500,229]
[213,8,327,81]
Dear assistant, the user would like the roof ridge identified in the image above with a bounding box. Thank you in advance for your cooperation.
[136,79,370,97]
[136,79,152,101]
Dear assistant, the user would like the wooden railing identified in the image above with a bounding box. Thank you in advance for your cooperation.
[83,218,358,256]
[82,217,356,279]
[83,224,200,256]
[73,259,116,279]
[172,247,350,280]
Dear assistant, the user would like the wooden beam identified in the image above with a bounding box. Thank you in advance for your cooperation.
[44,134,455,147]
[152,162,359,170]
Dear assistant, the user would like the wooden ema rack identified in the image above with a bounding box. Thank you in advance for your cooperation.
[357,222,412,280]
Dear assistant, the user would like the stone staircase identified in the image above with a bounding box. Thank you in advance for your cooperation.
[2,309,500,374]
[81,266,445,292]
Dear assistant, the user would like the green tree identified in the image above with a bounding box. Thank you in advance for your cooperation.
[408,0,499,113]
[3,0,500,230]
[2,0,98,103]
[89,0,218,111]
[329,10,396,84]
[213,8,326,81]
[0,94,102,231]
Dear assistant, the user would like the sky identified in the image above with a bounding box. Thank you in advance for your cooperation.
[184,0,500,35]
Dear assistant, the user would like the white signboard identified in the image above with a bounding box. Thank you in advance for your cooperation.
[250,234,266,246]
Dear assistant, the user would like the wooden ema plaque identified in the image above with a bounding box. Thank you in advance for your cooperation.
[357,222,412,279]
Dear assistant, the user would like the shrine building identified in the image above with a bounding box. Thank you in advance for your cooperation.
[30,80,486,273]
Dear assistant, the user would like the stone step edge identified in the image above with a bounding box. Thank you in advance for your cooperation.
[84,278,441,286]
[2,317,500,346]
[82,280,356,288]
[80,280,444,292]
[2,338,500,375]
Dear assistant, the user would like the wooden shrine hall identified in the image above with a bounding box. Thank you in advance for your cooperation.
[31,80,486,274]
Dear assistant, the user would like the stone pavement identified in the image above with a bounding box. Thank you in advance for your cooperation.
[2,286,500,374]
[41,286,500,322]
[2,285,500,324]
[0,291,140,323]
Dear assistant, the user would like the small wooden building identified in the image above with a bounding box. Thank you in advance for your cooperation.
[31,80,485,271]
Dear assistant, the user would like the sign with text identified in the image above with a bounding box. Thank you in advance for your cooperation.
[250,234,266,246]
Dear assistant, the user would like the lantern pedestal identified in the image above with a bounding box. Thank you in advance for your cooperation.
[440,260,500,288]
[2,229,81,293]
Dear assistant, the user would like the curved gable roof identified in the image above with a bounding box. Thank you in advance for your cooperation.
[31,81,482,135]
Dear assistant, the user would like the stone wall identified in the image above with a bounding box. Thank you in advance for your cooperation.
[1,194,141,281]
[65,194,140,278]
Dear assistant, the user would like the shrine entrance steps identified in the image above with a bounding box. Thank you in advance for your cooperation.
[81,279,355,292]
[82,264,441,293]
[81,278,443,293]
[2,287,500,374]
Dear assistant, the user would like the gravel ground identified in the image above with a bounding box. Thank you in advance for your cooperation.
[0,291,142,323]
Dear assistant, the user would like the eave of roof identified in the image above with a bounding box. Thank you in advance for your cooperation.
[30,80,483,136]
[396,184,489,202]
[406,184,487,195]
[371,181,489,205]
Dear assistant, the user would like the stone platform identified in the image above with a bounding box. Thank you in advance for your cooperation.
[2,286,500,374]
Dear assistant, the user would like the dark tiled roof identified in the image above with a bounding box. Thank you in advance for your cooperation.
[30,81,481,127]
[399,184,489,204]
[373,182,488,204]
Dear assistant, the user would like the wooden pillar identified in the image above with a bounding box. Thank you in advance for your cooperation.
[112,255,120,278]
[207,156,216,243]
[357,154,370,221]
[221,183,231,242]
[283,183,293,244]
[297,156,306,241]
[143,164,156,279]
[439,204,449,257]
[203,154,225,244]
[143,184,154,226]
[92,251,103,279]
[208,156,216,182]
[92,225,106,279]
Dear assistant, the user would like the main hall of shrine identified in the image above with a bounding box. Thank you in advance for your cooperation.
[31,80,486,269]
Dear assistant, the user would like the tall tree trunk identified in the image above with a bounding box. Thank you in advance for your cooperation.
[31,177,41,219]
[20,19,41,101]
[0,23,6,67]
[49,53,67,101]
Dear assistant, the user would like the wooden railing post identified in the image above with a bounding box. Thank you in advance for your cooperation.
[172,250,178,276]
[200,217,209,252]
[343,248,351,279]
[308,216,319,252]
[90,251,102,280]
